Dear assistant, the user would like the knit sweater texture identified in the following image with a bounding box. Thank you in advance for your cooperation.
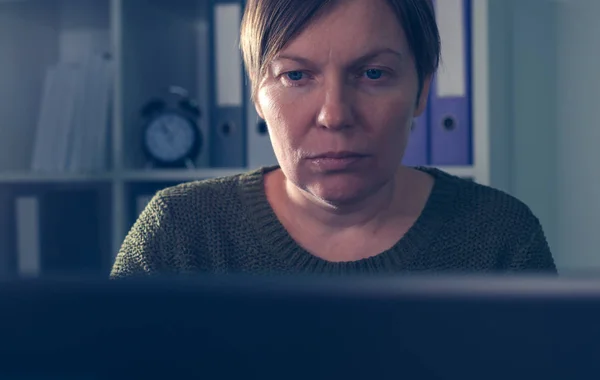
[110,166,557,278]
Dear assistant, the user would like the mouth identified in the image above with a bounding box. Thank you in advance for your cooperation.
[306,151,370,171]
[309,151,368,159]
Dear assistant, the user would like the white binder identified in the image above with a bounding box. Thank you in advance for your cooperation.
[15,196,40,277]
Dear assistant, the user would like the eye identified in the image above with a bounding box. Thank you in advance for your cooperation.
[280,70,309,87]
[364,69,383,80]
[286,71,304,81]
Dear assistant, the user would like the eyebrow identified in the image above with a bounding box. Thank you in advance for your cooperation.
[272,47,404,67]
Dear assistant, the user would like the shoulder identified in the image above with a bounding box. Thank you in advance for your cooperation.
[453,178,556,271]
[153,166,270,214]
[420,168,556,272]
[146,165,274,241]
[424,167,541,229]
[111,167,272,278]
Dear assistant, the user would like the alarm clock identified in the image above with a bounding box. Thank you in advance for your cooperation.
[141,86,202,169]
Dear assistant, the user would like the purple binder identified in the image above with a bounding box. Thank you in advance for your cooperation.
[429,0,472,165]
[402,114,428,167]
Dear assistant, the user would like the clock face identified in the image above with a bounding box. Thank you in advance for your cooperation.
[145,113,196,163]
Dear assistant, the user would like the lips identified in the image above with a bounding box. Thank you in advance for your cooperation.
[307,151,369,171]
[310,151,367,159]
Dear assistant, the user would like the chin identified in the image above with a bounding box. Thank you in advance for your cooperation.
[305,175,379,206]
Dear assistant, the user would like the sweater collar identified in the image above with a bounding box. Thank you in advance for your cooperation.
[238,165,461,274]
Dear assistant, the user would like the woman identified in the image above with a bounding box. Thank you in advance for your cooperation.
[110,0,556,278]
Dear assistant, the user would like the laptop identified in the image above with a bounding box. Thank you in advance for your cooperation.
[0,274,597,380]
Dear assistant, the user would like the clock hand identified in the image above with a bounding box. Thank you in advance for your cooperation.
[161,121,174,143]
[161,121,169,135]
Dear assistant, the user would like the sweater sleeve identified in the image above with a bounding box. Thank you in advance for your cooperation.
[507,220,558,274]
[109,193,174,279]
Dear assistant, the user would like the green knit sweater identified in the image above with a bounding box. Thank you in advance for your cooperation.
[110,166,557,278]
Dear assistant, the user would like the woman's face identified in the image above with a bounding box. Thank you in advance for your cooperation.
[255,0,430,205]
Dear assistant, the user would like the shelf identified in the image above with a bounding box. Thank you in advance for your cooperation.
[120,168,247,182]
[0,166,477,184]
[0,0,112,174]
[120,0,212,170]
[0,171,115,184]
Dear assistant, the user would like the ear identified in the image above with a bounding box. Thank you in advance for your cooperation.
[413,75,432,117]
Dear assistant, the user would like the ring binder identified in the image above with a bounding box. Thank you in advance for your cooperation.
[429,0,472,166]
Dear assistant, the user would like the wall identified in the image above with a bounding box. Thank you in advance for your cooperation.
[496,0,600,272]
[510,0,559,264]
[555,0,600,271]
[486,0,559,265]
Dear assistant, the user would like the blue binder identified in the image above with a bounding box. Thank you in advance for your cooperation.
[209,0,247,168]
[429,0,472,166]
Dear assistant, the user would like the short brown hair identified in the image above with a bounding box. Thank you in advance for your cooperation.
[240,0,440,100]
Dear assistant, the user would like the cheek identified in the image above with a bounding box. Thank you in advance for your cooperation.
[359,94,415,138]
[257,85,310,146]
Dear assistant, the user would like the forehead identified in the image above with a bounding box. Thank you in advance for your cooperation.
[277,0,407,63]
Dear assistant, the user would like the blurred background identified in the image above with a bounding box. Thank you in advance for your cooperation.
[0,0,594,278]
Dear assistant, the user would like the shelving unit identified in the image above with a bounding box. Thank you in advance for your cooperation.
[0,0,496,278]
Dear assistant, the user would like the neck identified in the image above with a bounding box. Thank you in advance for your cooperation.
[283,168,408,233]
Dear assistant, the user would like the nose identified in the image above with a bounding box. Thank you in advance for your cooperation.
[316,78,353,130]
